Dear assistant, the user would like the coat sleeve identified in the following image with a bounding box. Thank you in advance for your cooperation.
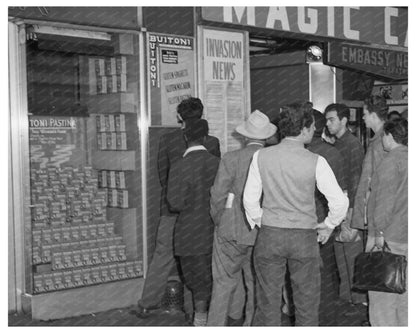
[157,134,169,189]
[352,150,372,229]
[372,161,400,234]
[211,137,221,158]
[167,161,188,212]
[210,156,233,225]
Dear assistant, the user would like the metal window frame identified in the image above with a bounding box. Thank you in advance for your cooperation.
[8,18,149,311]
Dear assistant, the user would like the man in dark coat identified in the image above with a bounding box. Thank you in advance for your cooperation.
[137,97,220,317]
[167,119,220,326]
[307,108,346,325]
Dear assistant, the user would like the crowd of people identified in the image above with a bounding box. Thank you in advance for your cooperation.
[136,96,408,326]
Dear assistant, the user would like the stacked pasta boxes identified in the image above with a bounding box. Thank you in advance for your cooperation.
[96,114,134,151]
[98,170,136,209]
[30,165,142,293]
[94,56,127,95]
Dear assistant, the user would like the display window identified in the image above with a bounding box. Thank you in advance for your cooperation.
[24,25,144,295]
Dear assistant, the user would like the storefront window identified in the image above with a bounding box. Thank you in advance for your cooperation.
[26,27,143,294]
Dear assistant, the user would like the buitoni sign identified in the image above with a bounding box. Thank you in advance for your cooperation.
[201,7,408,48]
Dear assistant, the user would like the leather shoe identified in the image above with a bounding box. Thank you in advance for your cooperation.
[135,302,160,318]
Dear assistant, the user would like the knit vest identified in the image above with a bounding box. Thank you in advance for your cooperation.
[257,139,318,229]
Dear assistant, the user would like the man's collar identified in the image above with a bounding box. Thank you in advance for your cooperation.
[183,145,207,157]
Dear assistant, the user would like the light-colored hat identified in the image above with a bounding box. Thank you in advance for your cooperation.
[236,110,277,140]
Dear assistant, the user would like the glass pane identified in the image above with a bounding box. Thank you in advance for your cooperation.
[26,28,143,294]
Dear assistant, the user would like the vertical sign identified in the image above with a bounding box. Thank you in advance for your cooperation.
[199,27,250,153]
[147,33,195,126]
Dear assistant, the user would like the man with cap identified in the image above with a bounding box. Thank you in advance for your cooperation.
[305,106,347,325]
[207,110,276,326]
[137,97,220,317]
[167,119,220,326]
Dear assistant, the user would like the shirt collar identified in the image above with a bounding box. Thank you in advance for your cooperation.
[282,137,305,146]
[183,145,207,157]
[247,142,265,147]
[370,127,384,142]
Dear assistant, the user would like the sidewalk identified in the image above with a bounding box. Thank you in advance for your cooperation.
[9,298,368,326]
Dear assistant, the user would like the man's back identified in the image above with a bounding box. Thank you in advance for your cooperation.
[158,128,220,216]
[167,150,220,256]
[211,144,261,245]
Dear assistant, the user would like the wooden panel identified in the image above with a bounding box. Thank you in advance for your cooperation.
[28,278,143,320]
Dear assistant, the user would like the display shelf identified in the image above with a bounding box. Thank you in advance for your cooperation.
[91,151,136,170]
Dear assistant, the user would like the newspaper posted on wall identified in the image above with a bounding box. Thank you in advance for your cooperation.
[147,33,196,126]
[198,26,251,154]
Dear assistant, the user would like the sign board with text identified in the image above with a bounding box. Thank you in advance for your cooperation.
[327,42,408,80]
[201,7,408,48]
[198,27,250,154]
[29,116,88,169]
[147,33,196,126]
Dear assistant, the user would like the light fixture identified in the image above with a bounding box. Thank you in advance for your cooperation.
[306,45,323,63]
[30,25,112,41]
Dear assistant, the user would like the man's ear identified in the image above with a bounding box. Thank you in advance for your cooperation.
[341,117,348,127]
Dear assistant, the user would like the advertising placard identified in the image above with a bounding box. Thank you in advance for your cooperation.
[148,33,196,126]
[29,116,88,169]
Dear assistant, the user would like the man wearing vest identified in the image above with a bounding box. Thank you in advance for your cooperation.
[243,103,348,326]
[207,110,276,326]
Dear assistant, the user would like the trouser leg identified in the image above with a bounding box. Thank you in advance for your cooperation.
[252,228,286,326]
[287,231,320,326]
[140,215,178,308]
[207,232,251,326]
[319,234,339,325]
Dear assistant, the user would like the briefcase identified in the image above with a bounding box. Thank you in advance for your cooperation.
[352,242,407,294]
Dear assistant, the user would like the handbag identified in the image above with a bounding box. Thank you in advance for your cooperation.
[352,241,407,294]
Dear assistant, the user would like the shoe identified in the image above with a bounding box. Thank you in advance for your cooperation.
[135,301,160,318]
[227,316,244,326]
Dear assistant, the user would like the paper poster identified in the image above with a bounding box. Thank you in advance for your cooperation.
[148,33,195,126]
[29,116,88,169]
[199,27,249,154]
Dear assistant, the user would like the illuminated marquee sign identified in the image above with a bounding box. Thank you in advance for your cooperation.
[201,7,408,48]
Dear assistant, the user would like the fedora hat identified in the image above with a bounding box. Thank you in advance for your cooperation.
[236,110,277,140]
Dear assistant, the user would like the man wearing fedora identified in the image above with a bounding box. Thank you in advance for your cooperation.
[207,110,277,326]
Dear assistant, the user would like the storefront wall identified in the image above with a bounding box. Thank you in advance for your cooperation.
[8,8,147,318]
[9,6,407,317]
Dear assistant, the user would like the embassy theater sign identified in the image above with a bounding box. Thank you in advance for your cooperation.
[327,42,407,80]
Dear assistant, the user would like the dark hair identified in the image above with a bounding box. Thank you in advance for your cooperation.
[384,119,408,146]
[279,102,314,138]
[364,95,389,121]
[183,118,208,143]
[324,103,350,122]
[387,110,401,121]
[312,109,326,137]
[177,97,203,120]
